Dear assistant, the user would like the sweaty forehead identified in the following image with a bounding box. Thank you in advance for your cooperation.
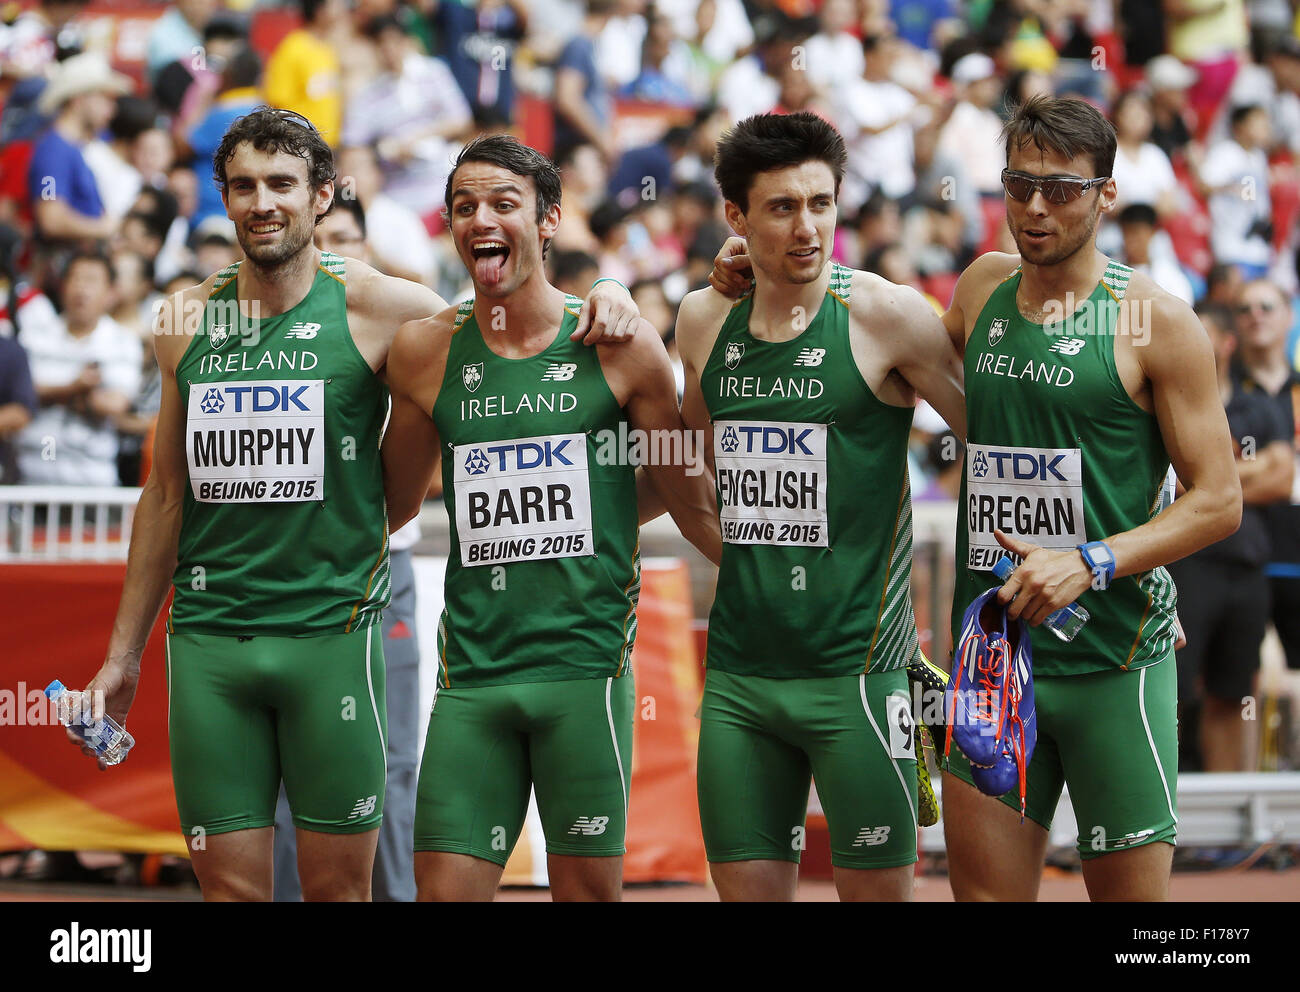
[451,163,534,200]
[1006,140,1095,177]
[226,143,311,180]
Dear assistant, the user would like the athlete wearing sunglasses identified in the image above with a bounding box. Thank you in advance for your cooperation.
[939,95,1240,904]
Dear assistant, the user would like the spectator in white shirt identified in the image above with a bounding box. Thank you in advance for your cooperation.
[1110,89,1180,218]
[717,18,805,123]
[804,0,865,91]
[341,14,473,225]
[834,33,922,213]
[937,52,1006,197]
[1118,203,1195,305]
[16,250,142,486]
[1264,36,1300,157]
[334,144,437,288]
[1200,103,1274,279]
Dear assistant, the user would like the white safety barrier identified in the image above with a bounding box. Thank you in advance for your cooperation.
[903,773,1300,852]
[0,486,142,562]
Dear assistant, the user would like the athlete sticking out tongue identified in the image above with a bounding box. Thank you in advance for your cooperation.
[383,134,720,902]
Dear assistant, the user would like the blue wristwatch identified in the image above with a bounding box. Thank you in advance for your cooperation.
[1077,541,1116,589]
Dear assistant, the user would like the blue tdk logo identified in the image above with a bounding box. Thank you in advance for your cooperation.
[204,384,312,413]
[729,425,815,455]
[470,439,574,473]
[200,388,224,414]
[720,426,739,453]
[980,451,1069,481]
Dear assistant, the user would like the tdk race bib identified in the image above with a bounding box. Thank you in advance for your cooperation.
[966,442,1086,570]
[453,432,593,566]
[714,419,828,547]
[186,379,325,502]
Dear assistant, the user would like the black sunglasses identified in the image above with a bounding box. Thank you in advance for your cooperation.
[1001,169,1110,204]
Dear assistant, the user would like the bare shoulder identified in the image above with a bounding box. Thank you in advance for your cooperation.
[596,316,665,368]
[1123,267,1197,323]
[1122,267,1206,349]
[675,286,737,367]
[344,255,446,324]
[154,272,222,373]
[849,269,936,326]
[953,251,1020,311]
[390,302,461,372]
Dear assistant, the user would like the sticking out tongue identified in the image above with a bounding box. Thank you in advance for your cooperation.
[474,249,509,286]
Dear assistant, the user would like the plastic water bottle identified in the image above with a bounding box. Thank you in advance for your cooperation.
[44,680,135,766]
[992,557,1090,642]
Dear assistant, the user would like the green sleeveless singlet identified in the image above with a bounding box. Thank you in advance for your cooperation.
[954,259,1177,675]
[170,251,390,636]
[432,296,640,688]
[700,262,919,677]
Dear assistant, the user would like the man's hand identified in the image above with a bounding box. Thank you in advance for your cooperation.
[571,279,641,344]
[992,529,1095,626]
[73,365,103,393]
[708,237,753,299]
[63,661,140,771]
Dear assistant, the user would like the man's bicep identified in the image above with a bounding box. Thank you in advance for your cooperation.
[622,333,683,434]
[382,274,446,324]
[382,390,441,522]
[893,292,966,437]
[1149,314,1237,489]
[150,370,191,498]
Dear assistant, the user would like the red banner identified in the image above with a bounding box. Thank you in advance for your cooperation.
[0,564,183,854]
[0,560,708,883]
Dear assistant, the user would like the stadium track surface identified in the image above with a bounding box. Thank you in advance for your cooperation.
[3,869,1297,901]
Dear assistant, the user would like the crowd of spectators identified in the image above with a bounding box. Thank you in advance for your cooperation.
[3,0,1300,770]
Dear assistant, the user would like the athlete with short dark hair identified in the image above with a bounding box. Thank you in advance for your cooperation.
[941,94,1241,901]
[383,134,720,902]
[680,112,965,901]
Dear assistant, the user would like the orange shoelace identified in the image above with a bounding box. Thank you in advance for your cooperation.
[944,632,1011,759]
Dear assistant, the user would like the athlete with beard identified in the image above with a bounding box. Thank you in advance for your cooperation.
[64,108,639,901]
[939,95,1240,901]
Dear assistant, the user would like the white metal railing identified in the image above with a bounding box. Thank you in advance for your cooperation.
[853,773,1300,852]
[0,486,142,562]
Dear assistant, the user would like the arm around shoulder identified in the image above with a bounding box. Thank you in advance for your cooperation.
[382,314,448,529]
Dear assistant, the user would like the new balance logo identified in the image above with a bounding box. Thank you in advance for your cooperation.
[793,347,826,367]
[567,815,609,836]
[542,362,577,381]
[285,322,321,340]
[347,795,377,819]
[1112,829,1155,849]
[1047,337,1085,356]
[852,825,891,847]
